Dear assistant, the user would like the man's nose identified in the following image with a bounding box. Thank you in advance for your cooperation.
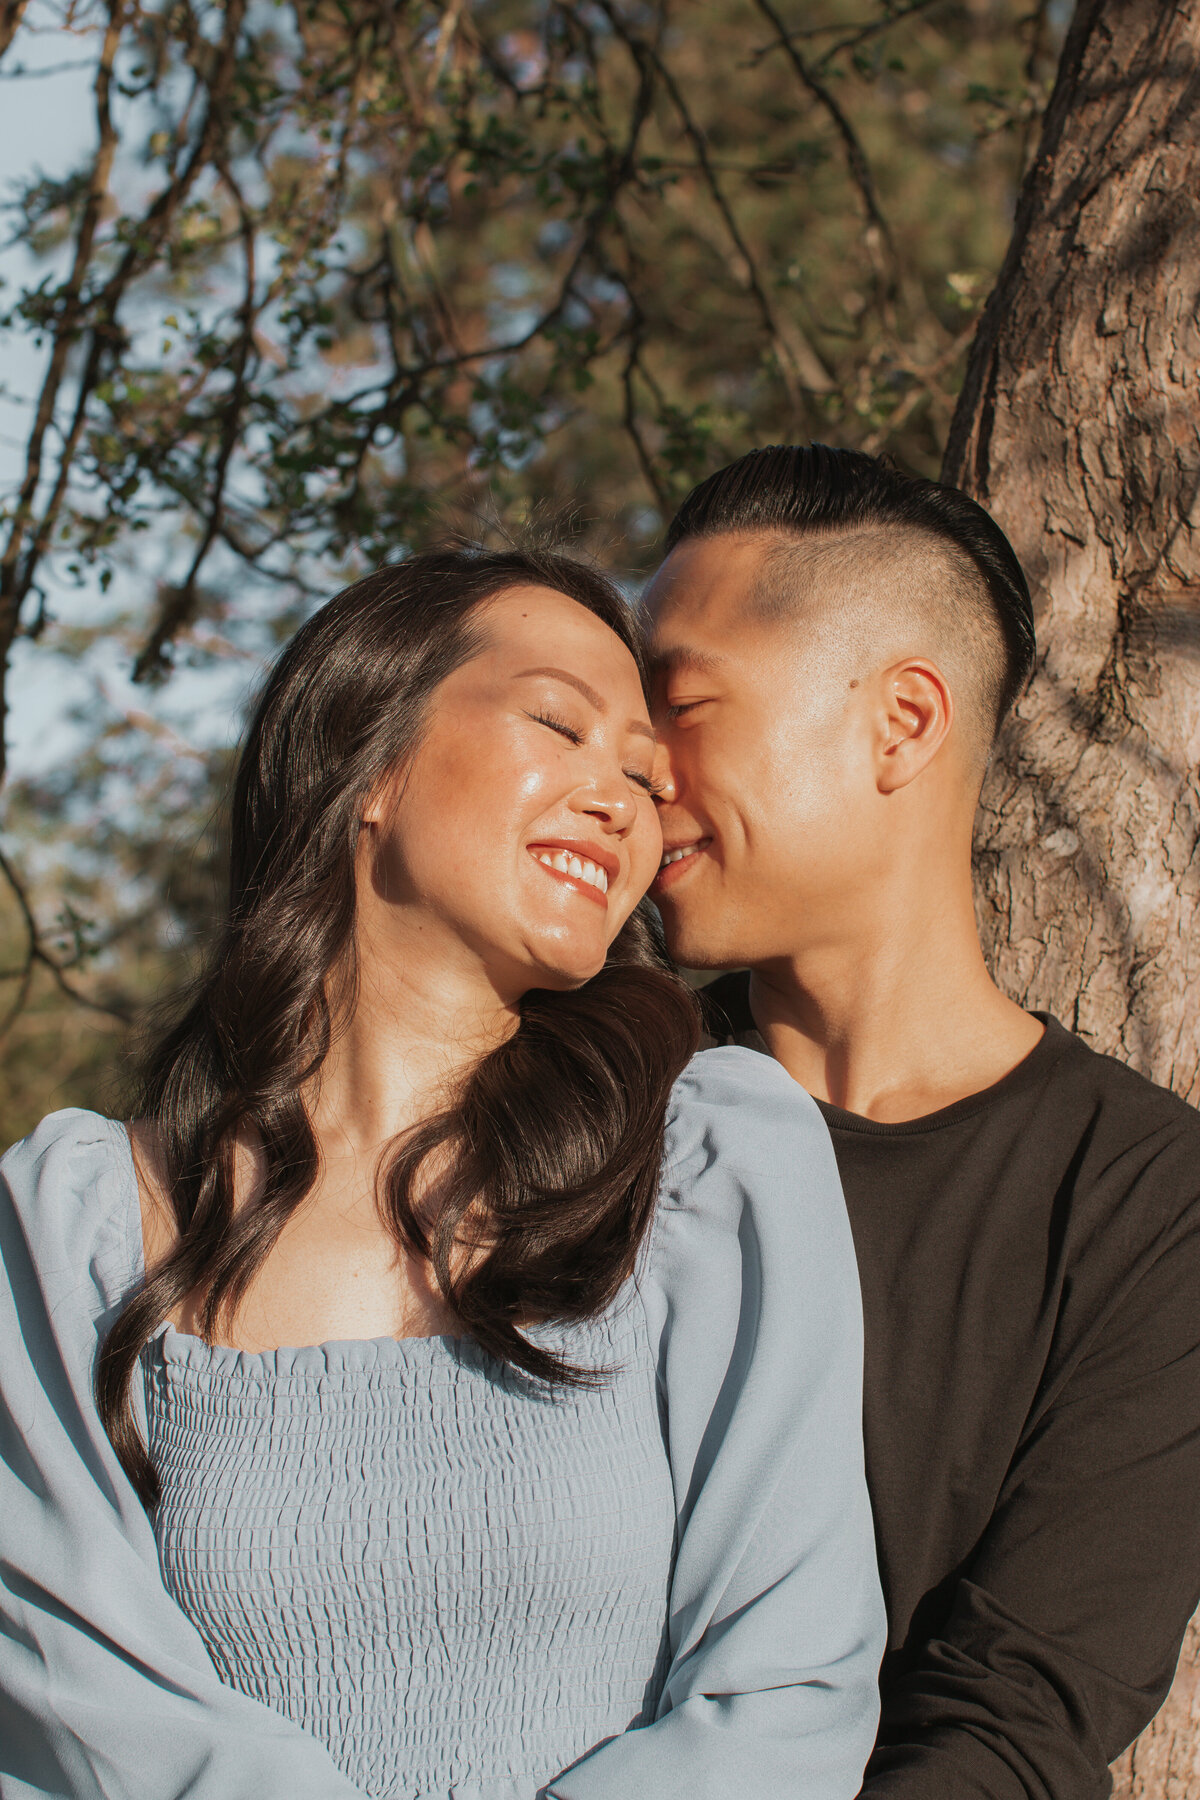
[652,739,680,807]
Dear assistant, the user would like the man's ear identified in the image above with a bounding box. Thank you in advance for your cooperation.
[875,659,953,795]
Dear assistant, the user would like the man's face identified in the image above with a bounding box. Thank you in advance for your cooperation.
[645,533,878,970]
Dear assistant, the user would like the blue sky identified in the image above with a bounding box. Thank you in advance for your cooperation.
[1,10,260,784]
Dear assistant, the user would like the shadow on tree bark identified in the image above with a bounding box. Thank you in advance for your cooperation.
[945,0,1200,1785]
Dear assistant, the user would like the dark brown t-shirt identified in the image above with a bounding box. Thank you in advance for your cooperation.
[703,974,1200,1800]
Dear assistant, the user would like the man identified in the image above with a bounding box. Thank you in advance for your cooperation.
[645,443,1200,1799]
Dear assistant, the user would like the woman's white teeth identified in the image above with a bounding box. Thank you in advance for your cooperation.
[534,849,608,893]
[660,844,701,869]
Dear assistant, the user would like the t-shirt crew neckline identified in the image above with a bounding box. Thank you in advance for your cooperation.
[810,1011,1069,1138]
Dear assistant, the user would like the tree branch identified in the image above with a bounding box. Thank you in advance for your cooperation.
[0,0,30,65]
[748,0,898,293]
[0,845,133,1030]
[0,0,252,774]
[593,0,812,415]
[134,157,259,682]
[748,0,944,70]
[0,0,125,782]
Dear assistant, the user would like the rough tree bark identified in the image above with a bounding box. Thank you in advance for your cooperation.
[943,0,1200,1790]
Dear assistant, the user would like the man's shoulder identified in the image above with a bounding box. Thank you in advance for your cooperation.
[1037,1013,1200,1157]
[699,975,1200,1173]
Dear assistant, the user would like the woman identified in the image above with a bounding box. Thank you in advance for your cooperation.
[0,548,883,1800]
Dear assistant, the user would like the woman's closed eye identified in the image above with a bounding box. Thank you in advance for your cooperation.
[527,709,662,796]
[526,708,584,745]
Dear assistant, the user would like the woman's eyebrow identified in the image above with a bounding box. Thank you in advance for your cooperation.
[515,666,655,740]
[516,665,605,707]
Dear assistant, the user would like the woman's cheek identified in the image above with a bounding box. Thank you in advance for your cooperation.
[510,737,567,805]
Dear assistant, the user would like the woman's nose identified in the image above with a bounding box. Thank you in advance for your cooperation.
[575,780,638,832]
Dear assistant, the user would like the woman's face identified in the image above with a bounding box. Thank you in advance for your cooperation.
[360,585,665,998]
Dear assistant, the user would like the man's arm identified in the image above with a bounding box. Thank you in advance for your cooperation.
[864,1159,1200,1800]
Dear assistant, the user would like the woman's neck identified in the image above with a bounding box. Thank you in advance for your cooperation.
[307,928,521,1158]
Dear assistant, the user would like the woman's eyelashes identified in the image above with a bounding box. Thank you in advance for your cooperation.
[525,709,661,796]
[526,708,583,745]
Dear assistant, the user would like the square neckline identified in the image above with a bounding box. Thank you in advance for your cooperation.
[114,1116,470,1363]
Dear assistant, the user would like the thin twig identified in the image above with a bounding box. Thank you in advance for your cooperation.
[1,0,251,740]
[592,0,809,409]
[0,0,125,725]
[134,156,259,681]
[621,328,668,511]
[0,844,133,1030]
[748,0,898,295]
[748,0,944,69]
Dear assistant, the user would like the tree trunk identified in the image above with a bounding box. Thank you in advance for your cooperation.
[942,0,1200,1788]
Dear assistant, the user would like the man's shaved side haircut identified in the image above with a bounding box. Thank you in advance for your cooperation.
[666,444,1036,738]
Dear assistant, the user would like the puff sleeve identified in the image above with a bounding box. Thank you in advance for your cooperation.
[0,1110,368,1800]
[547,1047,885,1800]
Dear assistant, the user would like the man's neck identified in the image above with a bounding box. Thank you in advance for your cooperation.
[748,923,1044,1124]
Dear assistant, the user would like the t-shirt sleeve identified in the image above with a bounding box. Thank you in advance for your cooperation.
[547,1046,886,1800]
[0,1111,370,1800]
[863,1134,1200,1800]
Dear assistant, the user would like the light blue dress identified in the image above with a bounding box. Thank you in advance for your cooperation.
[0,1048,884,1800]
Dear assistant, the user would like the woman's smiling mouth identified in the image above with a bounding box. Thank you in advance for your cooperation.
[528,842,613,905]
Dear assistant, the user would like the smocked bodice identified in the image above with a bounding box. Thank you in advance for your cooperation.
[143,1295,676,1800]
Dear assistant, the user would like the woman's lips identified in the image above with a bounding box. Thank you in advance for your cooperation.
[527,843,610,907]
[652,839,710,893]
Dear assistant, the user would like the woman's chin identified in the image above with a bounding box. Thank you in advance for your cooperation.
[517,946,608,995]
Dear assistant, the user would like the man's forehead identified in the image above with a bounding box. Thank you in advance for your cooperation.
[647,526,901,649]
[646,532,775,609]
[645,532,816,671]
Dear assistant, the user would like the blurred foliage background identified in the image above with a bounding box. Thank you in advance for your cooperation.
[0,0,1066,1140]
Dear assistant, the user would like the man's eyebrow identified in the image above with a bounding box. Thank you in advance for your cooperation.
[515,666,656,742]
[648,645,727,677]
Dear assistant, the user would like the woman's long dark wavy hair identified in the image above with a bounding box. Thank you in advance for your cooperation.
[97,547,700,1507]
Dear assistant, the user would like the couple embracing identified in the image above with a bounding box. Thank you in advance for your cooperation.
[4,445,1200,1800]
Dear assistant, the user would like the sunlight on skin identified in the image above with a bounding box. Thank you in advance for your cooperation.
[133,585,666,1351]
[645,534,1042,1122]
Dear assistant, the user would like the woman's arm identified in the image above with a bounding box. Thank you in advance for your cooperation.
[546,1047,885,1800]
[0,1111,368,1800]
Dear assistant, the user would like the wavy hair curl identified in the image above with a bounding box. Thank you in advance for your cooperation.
[97,548,699,1507]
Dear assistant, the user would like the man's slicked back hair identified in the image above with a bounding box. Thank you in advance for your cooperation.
[665,444,1036,724]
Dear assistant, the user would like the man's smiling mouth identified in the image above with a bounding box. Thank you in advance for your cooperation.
[658,835,712,878]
